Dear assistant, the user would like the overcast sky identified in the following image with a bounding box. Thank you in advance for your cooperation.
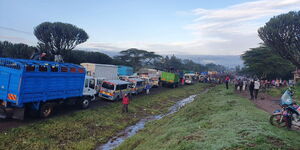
[0,0,300,55]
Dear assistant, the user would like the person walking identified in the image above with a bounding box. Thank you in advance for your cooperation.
[225,76,230,89]
[122,93,130,113]
[249,80,255,100]
[254,79,260,99]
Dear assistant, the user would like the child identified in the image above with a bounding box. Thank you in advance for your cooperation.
[122,94,129,113]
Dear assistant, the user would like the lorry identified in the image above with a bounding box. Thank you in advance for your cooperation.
[99,80,131,101]
[160,71,180,88]
[0,58,96,119]
[137,68,161,87]
[118,65,133,76]
[81,63,119,81]
[81,63,119,92]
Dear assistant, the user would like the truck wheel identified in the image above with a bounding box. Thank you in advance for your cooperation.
[39,103,53,118]
[81,98,90,109]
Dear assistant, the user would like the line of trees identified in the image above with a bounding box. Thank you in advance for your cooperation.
[240,11,300,80]
[0,40,226,72]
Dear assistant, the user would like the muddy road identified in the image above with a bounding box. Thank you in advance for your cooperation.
[0,86,170,132]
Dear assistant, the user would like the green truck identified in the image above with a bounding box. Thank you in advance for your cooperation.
[160,71,180,88]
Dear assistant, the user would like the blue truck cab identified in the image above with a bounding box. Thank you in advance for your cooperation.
[0,58,96,119]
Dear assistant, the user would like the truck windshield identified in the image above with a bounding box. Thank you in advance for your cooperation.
[102,82,115,90]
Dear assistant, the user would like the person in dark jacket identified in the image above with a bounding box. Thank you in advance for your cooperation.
[122,94,130,113]
[249,80,255,100]
[225,76,230,89]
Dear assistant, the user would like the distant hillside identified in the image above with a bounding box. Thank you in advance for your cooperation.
[81,48,243,68]
[176,55,243,68]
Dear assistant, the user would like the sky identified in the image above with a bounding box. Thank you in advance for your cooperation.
[0,0,300,55]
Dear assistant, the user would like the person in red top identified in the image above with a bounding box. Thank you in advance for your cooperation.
[122,94,130,113]
[225,76,230,89]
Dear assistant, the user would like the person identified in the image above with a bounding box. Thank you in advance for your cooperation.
[242,79,247,91]
[225,76,230,89]
[239,79,243,92]
[254,79,260,99]
[122,93,130,113]
[249,79,255,100]
[145,82,151,95]
[30,48,46,60]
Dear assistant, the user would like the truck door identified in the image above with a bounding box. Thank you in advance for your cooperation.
[0,71,10,101]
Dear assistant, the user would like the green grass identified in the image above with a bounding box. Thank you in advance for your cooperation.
[0,83,209,150]
[117,86,300,150]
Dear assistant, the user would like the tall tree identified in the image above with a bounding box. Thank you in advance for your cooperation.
[114,48,162,70]
[258,11,300,68]
[34,22,88,61]
[241,44,295,79]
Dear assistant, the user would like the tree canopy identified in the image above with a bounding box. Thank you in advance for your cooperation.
[34,22,89,60]
[258,11,300,68]
[0,41,35,59]
[241,44,295,79]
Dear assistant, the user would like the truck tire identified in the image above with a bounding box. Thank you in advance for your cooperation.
[39,103,53,118]
[80,98,90,109]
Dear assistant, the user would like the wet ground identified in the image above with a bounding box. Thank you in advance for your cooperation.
[0,86,169,132]
[97,88,211,150]
[235,89,281,114]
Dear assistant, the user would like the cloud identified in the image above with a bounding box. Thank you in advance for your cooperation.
[81,0,300,55]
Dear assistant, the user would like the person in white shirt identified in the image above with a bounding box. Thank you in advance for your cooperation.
[254,79,260,99]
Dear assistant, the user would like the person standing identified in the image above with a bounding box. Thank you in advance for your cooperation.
[254,79,260,99]
[225,76,230,89]
[249,80,255,100]
[122,94,130,113]
[145,82,151,95]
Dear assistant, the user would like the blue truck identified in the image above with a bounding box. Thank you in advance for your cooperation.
[118,65,133,76]
[0,58,96,119]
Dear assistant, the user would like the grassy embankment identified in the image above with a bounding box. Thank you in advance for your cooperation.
[117,85,300,150]
[0,83,209,150]
[267,84,300,103]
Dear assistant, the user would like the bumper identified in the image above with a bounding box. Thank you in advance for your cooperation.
[0,106,24,120]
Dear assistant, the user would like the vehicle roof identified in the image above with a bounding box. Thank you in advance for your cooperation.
[128,78,144,82]
[104,80,130,84]
[0,57,84,70]
[81,63,117,68]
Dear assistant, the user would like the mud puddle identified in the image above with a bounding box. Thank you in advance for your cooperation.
[97,88,210,150]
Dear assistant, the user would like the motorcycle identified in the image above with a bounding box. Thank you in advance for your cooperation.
[270,88,300,129]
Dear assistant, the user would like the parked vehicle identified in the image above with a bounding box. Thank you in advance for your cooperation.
[270,88,300,129]
[0,58,97,119]
[138,68,161,87]
[99,80,131,101]
[184,73,196,85]
[124,78,145,94]
[160,71,180,88]
[81,63,119,80]
[118,65,133,76]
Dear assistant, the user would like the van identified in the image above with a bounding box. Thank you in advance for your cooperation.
[126,78,145,94]
[99,80,131,101]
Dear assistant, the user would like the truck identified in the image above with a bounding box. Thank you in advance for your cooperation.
[81,63,119,92]
[81,63,119,80]
[0,58,96,119]
[118,65,133,76]
[160,71,180,88]
[137,68,161,87]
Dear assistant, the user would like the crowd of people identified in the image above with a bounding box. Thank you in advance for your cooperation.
[229,77,294,100]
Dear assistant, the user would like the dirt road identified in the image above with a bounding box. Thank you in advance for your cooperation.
[0,86,170,132]
[236,89,281,114]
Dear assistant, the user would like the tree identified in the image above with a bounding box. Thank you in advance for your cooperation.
[241,44,295,79]
[258,11,300,68]
[34,22,89,61]
[0,41,35,59]
[114,48,162,70]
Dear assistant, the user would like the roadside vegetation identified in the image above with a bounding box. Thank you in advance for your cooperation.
[117,85,300,150]
[0,83,209,150]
